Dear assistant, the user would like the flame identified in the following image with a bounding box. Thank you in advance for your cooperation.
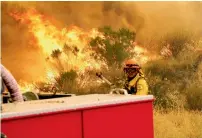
[10,9,103,78]
[46,69,59,82]
[130,43,157,64]
[18,81,36,93]
[10,8,157,92]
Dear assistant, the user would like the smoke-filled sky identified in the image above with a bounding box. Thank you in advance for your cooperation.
[1,1,202,82]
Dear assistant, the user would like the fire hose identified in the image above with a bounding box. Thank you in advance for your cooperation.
[96,72,129,95]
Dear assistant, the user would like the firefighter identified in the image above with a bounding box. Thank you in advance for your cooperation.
[123,59,148,95]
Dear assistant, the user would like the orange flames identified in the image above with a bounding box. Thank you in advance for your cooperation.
[10,9,104,80]
[10,8,155,92]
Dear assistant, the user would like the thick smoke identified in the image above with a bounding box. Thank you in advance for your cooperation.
[1,1,202,82]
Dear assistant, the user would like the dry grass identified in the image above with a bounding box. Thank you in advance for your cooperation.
[154,109,202,138]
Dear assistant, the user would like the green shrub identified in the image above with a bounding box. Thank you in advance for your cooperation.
[55,70,78,92]
[160,30,193,58]
[149,81,178,109]
[90,26,136,68]
[185,86,202,111]
[144,58,198,110]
